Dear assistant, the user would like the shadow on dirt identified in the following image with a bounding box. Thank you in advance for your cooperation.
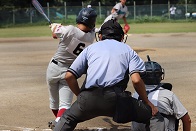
[75,118,131,131]
[134,48,155,54]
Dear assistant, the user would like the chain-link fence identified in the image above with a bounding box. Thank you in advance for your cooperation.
[0,3,196,25]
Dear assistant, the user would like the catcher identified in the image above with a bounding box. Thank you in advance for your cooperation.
[131,55,191,131]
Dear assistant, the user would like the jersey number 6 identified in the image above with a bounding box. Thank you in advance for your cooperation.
[73,43,85,56]
[66,37,91,57]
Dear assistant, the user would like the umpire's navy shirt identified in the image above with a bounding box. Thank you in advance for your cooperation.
[67,39,145,89]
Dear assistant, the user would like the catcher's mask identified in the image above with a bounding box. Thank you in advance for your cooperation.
[95,20,127,43]
[140,55,165,85]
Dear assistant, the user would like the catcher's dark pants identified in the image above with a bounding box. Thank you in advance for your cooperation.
[54,86,123,131]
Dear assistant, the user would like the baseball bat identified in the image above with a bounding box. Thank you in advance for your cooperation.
[32,0,52,24]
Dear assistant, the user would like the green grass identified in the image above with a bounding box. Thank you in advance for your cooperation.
[128,22,196,34]
[0,22,196,38]
[0,25,50,38]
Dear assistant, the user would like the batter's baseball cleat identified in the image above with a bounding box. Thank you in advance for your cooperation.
[48,120,56,130]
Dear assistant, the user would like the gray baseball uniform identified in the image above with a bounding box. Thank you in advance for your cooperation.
[95,2,128,32]
[132,85,188,131]
[46,25,95,110]
[104,2,128,23]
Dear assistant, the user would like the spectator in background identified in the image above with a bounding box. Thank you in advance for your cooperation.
[170,5,177,19]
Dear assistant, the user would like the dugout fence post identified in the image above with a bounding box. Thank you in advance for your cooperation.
[185,0,187,20]
[47,2,50,20]
[168,1,170,20]
[99,2,102,19]
[12,7,15,25]
[64,2,67,19]
[30,4,32,24]
[134,1,136,21]
[82,1,84,8]
[151,0,153,19]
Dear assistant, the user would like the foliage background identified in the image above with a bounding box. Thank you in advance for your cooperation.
[0,0,196,8]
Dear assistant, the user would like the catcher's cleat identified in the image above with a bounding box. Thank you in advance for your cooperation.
[48,120,56,130]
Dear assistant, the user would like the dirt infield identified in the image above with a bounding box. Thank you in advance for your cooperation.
[0,33,195,131]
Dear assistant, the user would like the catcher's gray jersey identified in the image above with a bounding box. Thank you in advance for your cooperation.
[53,25,95,65]
[132,85,188,131]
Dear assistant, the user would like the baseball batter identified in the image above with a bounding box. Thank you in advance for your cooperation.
[46,8,97,129]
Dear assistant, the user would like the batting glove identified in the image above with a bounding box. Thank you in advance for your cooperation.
[49,23,61,32]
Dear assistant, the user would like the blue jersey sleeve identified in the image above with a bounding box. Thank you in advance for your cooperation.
[128,50,145,75]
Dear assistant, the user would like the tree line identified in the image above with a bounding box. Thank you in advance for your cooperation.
[0,0,196,8]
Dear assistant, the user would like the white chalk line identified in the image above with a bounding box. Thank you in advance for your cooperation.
[0,125,52,131]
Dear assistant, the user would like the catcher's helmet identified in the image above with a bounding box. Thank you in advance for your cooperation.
[99,19,124,42]
[76,8,97,29]
[141,55,165,85]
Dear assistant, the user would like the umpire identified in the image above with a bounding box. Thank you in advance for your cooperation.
[54,20,158,131]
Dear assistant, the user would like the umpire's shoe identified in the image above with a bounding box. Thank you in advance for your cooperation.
[48,120,57,130]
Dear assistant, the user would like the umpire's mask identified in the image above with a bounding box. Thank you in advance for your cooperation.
[98,20,127,42]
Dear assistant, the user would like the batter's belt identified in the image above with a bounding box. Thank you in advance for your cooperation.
[51,59,69,67]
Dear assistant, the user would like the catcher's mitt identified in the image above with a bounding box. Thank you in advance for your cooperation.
[124,24,130,34]
[113,91,152,124]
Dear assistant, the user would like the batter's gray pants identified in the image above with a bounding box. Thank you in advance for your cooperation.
[46,59,73,110]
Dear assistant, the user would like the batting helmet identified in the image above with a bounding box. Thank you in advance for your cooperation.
[141,55,165,85]
[99,19,124,42]
[76,8,97,29]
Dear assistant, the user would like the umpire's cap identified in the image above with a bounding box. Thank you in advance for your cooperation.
[99,20,124,41]
[76,8,97,29]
